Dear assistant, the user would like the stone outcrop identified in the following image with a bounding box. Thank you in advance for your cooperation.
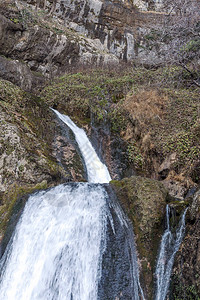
[0,55,45,91]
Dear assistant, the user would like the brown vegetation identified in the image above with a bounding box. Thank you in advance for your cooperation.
[123,89,167,127]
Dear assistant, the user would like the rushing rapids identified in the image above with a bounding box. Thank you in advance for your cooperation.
[0,110,143,300]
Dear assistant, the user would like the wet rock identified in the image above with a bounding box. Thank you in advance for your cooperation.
[170,189,200,298]
[111,176,168,299]
[52,118,86,182]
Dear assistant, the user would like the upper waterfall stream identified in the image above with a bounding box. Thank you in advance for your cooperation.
[51,108,111,183]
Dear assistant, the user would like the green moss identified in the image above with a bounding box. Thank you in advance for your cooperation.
[127,142,144,168]
[40,69,134,124]
[0,181,48,238]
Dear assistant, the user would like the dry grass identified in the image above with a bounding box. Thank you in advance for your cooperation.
[123,89,168,127]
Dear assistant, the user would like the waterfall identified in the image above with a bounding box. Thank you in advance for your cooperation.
[51,109,111,184]
[0,184,108,300]
[155,205,187,300]
[0,110,143,300]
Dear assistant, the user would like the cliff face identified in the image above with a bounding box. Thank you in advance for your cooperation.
[0,0,166,90]
[54,0,137,60]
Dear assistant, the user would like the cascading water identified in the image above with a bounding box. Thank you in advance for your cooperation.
[155,205,187,300]
[0,184,108,300]
[0,110,143,300]
[51,108,111,184]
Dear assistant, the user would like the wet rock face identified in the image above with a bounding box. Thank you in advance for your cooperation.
[171,190,200,298]
[111,176,168,299]
[52,118,86,182]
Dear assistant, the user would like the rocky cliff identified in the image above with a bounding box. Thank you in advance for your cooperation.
[0,0,166,90]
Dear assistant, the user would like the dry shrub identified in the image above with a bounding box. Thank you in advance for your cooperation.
[123,89,168,127]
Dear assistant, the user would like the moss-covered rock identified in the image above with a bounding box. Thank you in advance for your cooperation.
[111,176,169,299]
[0,79,86,239]
[0,180,48,243]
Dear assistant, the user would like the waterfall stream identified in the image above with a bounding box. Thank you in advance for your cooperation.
[155,205,187,300]
[0,110,143,300]
[51,108,111,184]
[0,184,108,300]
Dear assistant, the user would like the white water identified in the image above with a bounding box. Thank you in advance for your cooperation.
[51,108,111,183]
[155,205,187,300]
[0,184,108,300]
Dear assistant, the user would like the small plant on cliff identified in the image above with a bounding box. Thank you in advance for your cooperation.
[127,142,144,168]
